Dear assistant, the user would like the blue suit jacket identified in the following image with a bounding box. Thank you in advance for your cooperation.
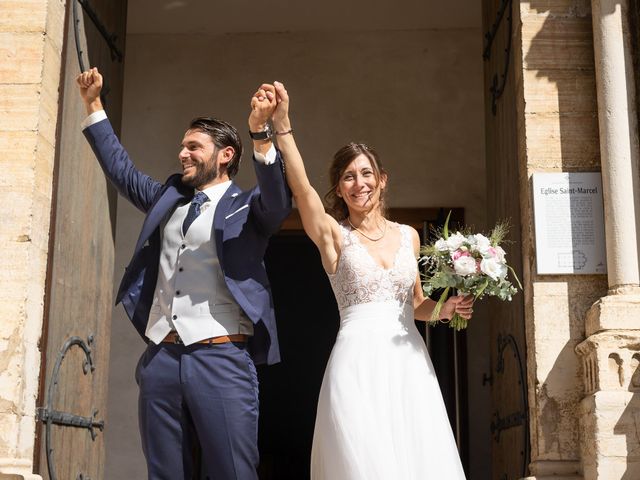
[84,118,291,365]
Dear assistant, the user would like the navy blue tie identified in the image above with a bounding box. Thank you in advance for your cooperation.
[182,191,209,236]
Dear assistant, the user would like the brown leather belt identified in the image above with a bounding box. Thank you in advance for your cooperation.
[161,332,248,345]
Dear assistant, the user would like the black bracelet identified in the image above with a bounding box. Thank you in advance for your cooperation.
[275,128,294,136]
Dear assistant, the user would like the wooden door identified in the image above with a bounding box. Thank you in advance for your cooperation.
[34,1,127,479]
[482,0,530,478]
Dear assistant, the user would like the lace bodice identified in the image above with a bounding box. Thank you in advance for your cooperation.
[327,223,418,310]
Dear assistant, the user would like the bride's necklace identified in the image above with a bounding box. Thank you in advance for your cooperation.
[347,217,387,242]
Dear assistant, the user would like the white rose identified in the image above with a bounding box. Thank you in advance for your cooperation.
[473,234,491,254]
[453,256,477,276]
[446,232,466,252]
[494,246,506,262]
[435,238,448,252]
[481,257,507,280]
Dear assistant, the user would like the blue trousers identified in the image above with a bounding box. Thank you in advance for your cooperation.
[135,341,259,480]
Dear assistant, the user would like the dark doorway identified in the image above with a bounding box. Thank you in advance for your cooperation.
[259,233,339,480]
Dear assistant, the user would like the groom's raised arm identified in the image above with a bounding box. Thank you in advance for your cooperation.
[248,83,292,234]
[77,67,162,213]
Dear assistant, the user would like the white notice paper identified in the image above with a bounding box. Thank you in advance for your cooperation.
[532,172,607,275]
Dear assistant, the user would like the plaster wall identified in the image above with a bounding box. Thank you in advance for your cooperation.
[105,29,488,478]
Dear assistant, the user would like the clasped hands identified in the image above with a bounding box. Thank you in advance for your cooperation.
[249,82,291,134]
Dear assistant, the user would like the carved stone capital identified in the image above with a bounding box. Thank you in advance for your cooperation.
[576,331,640,394]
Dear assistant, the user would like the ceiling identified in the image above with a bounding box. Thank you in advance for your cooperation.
[126,0,481,35]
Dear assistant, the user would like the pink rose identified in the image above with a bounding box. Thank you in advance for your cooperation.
[452,250,470,261]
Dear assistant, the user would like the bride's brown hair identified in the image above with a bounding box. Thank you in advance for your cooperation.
[324,143,388,221]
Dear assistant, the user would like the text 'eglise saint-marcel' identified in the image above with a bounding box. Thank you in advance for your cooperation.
[539,187,598,195]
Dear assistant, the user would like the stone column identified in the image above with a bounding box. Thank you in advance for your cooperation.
[0,1,66,479]
[576,1,640,478]
[590,0,640,295]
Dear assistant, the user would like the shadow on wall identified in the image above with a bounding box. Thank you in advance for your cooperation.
[526,1,633,477]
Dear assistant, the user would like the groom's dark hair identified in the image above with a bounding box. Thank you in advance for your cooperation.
[189,117,243,178]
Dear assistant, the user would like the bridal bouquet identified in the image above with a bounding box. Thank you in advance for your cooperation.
[420,213,521,330]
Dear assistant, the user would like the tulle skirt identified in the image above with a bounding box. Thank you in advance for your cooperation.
[310,301,466,480]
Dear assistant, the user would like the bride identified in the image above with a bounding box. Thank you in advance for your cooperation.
[251,82,471,479]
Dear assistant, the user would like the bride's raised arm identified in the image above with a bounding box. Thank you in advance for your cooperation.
[254,82,341,273]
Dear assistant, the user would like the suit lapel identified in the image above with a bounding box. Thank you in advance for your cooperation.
[134,183,190,254]
[213,182,242,264]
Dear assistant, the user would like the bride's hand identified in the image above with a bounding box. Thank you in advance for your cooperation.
[273,81,291,132]
[440,294,474,321]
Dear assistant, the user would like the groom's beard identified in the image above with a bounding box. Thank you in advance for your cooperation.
[182,153,218,189]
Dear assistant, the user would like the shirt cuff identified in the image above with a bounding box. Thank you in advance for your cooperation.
[253,144,276,165]
[81,110,107,130]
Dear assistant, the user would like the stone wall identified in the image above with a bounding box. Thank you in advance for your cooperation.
[517,1,608,478]
[0,1,65,478]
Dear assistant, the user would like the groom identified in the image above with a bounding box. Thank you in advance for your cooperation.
[77,68,290,479]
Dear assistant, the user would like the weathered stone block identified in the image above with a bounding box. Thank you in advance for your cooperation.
[0,33,45,84]
[0,457,42,480]
[585,294,640,335]
[0,134,38,200]
[522,1,592,18]
[522,69,597,115]
[528,291,585,460]
[0,85,40,131]
[0,198,33,242]
[0,137,39,239]
[44,0,66,52]
[32,134,54,201]
[34,35,64,147]
[525,458,582,478]
[0,1,47,33]
[524,111,600,169]
[522,16,595,71]
[0,413,20,458]
[579,391,640,479]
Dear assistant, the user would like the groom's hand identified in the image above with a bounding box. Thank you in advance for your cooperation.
[249,83,276,132]
[76,67,103,115]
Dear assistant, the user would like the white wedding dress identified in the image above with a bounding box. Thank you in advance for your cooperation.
[310,223,466,480]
